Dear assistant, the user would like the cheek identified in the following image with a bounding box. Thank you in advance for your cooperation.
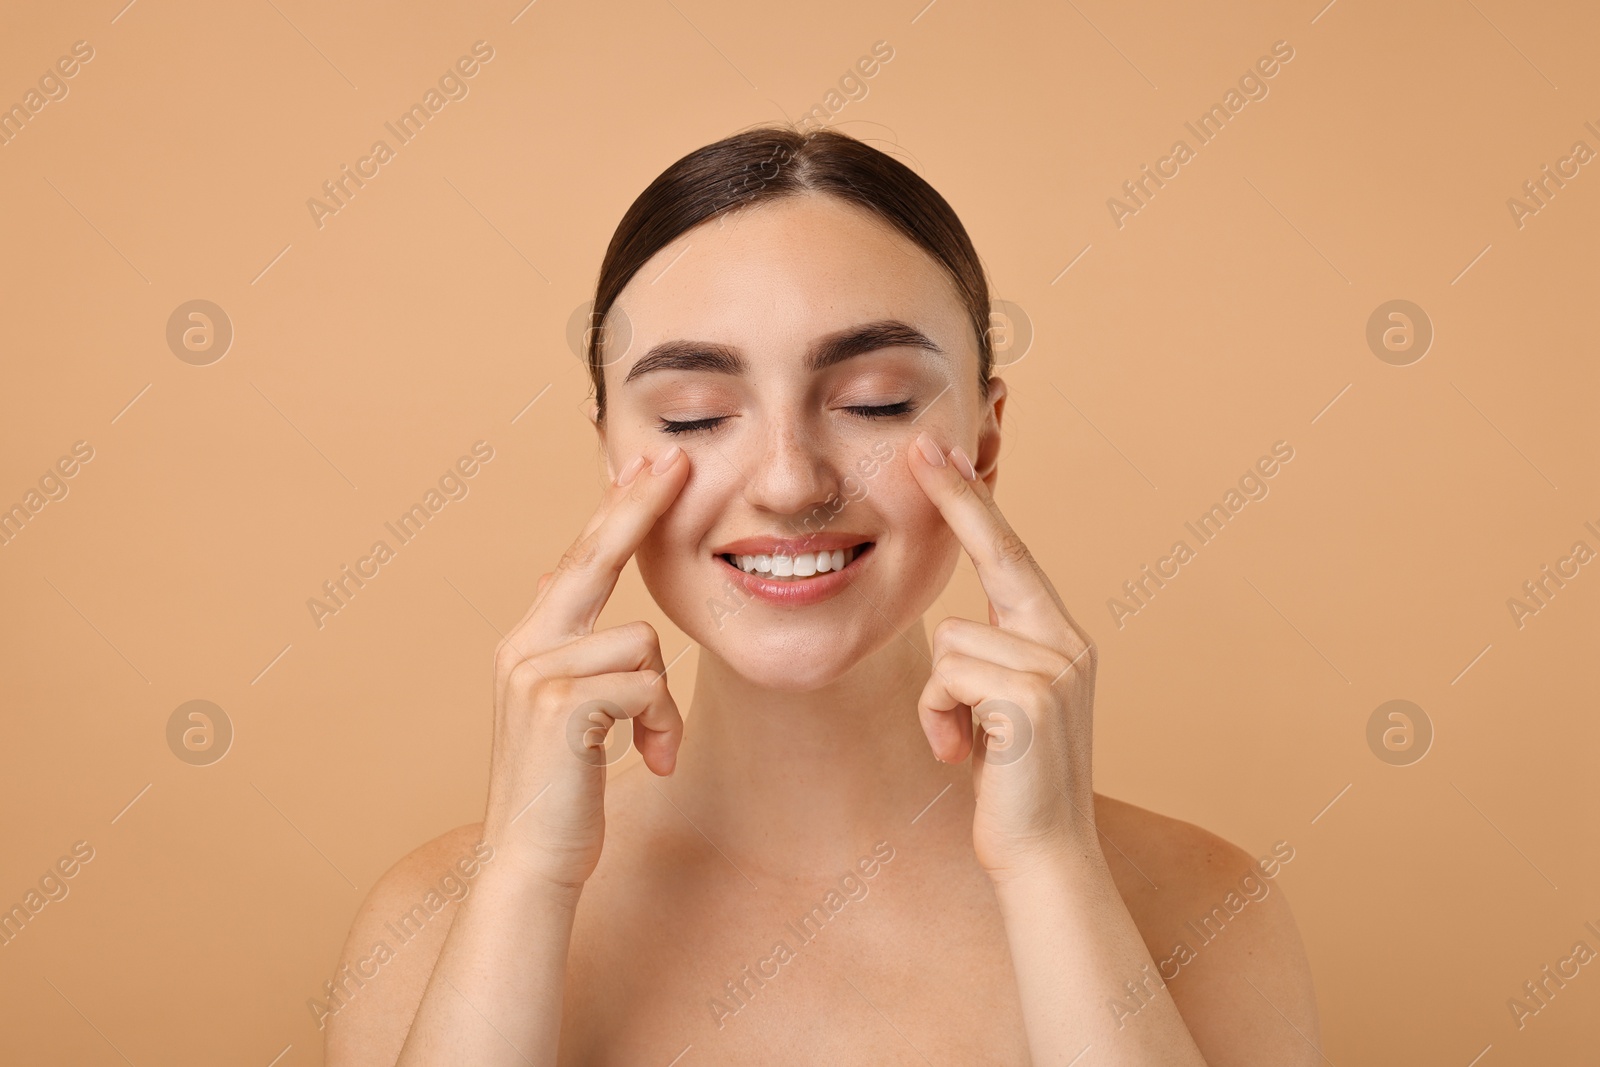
[872,465,961,577]
[632,461,735,590]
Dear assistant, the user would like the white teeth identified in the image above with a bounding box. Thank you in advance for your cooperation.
[726,545,865,579]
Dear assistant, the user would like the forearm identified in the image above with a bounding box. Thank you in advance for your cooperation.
[396,865,581,1066]
[994,844,1207,1066]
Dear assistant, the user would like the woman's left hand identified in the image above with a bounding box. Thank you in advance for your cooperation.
[907,430,1101,884]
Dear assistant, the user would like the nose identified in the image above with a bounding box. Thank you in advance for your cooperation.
[740,417,840,523]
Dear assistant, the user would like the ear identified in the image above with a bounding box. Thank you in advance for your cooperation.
[585,399,613,480]
[974,376,1006,491]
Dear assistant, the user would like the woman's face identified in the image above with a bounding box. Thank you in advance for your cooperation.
[595,192,1005,691]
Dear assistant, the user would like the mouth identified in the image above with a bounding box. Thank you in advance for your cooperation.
[717,542,874,581]
[708,533,877,608]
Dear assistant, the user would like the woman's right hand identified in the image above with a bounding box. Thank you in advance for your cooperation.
[482,443,690,893]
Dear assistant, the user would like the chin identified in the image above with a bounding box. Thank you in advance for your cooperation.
[695,609,910,692]
[713,638,873,692]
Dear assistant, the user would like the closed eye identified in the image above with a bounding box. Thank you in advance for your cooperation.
[658,415,730,435]
[657,401,916,436]
[843,400,916,419]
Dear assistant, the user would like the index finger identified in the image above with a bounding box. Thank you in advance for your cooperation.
[907,430,1071,637]
[524,444,690,645]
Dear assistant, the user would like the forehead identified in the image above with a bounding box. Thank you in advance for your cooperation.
[607,193,973,372]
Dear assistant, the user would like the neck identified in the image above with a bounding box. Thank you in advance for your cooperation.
[664,619,971,880]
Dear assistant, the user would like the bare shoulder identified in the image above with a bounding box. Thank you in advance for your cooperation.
[1091,793,1323,1065]
[322,822,491,1067]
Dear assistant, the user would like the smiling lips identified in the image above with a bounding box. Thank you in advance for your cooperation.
[711,534,875,604]
[722,545,863,578]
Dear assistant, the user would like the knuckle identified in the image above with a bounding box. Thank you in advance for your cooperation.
[495,652,524,686]
[995,529,1032,567]
[505,657,546,695]
[642,667,671,697]
[622,618,660,651]
[559,532,601,573]
[1057,639,1097,678]
[1047,649,1077,679]
[539,674,576,709]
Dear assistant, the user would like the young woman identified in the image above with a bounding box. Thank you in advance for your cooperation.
[325,126,1319,1066]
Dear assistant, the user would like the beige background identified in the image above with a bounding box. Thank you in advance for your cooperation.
[2,0,1596,1063]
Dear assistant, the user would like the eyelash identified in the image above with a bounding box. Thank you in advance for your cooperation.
[657,400,917,436]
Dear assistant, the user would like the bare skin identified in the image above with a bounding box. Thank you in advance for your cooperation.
[323,194,1320,1065]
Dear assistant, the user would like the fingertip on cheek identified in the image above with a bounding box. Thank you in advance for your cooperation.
[615,455,647,486]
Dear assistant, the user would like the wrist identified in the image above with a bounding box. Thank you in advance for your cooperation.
[473,854,588,913]
[985,831,1109,901]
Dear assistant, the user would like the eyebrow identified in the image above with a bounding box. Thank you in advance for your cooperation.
[621,319,946,384]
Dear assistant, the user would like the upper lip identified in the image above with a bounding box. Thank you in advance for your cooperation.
[711,532,874,557]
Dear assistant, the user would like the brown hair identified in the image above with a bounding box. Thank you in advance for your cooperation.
[585,124,993,420]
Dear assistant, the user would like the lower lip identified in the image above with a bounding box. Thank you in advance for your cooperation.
[716,544,874,607]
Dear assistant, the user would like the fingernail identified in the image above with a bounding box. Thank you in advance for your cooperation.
[652,444,683,474]
[616,455,647,487]
[949,446,977,481]
[914,431,946,468]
